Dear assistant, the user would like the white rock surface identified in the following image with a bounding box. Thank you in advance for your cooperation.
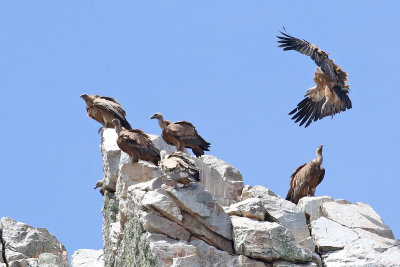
[322,237,400,267]
[297,196,334,222]
[320,201,394,239]
[0,217,68,267]
[100,128,121,192]
[195,155,244,206]
[225,197,266,220]
[165,184,232,240]
[231,216,313,263]
[71,249,104,267]
[97,130,400,267]
[272,261,318,267]
[241,185,311,245]
[311,217,359,252]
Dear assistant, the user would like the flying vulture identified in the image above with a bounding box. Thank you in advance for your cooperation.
[81,94,132,131]
[159,151,200,186]
[277,32,352,127]
[150,113,210,157]
[286,145,325,204]
[112,119,160,165]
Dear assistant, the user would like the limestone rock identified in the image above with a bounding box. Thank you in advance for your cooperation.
[241,185,310,245]
[140,210,191,241]
[231,216,313,263]
[165,184,232,240]
[71,249,104,267]
[0,217,68,267]
[142,189,183,222]
[191,239,268,267]
[272,261,318,267]
[311,217,359,252]
[320,201,394,239]
[195,155,244,206]
[297,196,334,223]
[149,134,177,155]
[322,238,400,267]
[225,197,266,220]
[100,128,121,192]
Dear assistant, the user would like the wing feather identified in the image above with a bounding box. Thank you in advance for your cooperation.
[277,32,348,86]
[94,97,132,129]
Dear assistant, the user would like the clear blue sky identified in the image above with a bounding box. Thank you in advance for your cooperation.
[1,0,399,258]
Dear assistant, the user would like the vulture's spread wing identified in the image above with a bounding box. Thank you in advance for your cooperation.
[289,84,352,128]
[277,32,347,86]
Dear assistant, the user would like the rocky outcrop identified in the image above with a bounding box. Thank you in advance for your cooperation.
[77,128,399,267]
[0,217,68,267]
[71,249,104,267]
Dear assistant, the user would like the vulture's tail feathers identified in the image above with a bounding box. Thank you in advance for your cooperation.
[286,188,294,202]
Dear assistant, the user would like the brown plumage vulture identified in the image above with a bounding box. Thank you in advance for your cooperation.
[81,94,132,131]
[286,145,325,204]
[150,113,210,157]
[277,32,352,127]
[112,119,160,165]
[159,151,200,186]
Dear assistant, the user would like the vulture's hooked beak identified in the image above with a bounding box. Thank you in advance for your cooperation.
[150,114,157,120]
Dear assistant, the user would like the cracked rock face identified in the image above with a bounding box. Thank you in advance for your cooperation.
[0,217,68,267]
[71,249,104,267]
[240,185,311,246]
[231,216,314,263]
[320,201,394,239]
[86,129,400,267]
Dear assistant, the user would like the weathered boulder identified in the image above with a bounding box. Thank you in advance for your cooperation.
[97,130,399,267]
[165,184,232,240]
[311,217,359,252]
[297,196,334,223]
[225,197,267,220]
[0,217,68,267]
[272,261,318,267]
[322,237,400,267]
[100,129,121,192]
[194,155,244,206]
[71,249,104,267]
[320,201,394,239]
[231,216,314,263]
[241,185,310,245]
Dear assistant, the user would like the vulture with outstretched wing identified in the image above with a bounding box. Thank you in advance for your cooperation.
[81,94,132,130]
[159,151,200,186]
[277,32,352,127]
[150,113,210,157]
[112,119,160,165]
[286,145,325,204]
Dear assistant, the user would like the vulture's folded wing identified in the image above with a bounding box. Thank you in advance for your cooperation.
[277,32,347,86]
[94,97,132,129]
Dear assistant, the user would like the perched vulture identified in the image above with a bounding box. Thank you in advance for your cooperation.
[81,94,131,131]
[112,119,160,165]
[159,151,200,186]
[94,180,104,195]
[277,32,352,127]
[150,113,210,157]
[286,145,325,204]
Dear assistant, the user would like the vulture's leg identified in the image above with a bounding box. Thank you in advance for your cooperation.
[177,142,185,152]
[98,127,105,134]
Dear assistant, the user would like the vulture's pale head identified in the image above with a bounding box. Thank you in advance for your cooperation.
[316,145,323,155]
[80,93,89,100]
[150,112,163,120]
